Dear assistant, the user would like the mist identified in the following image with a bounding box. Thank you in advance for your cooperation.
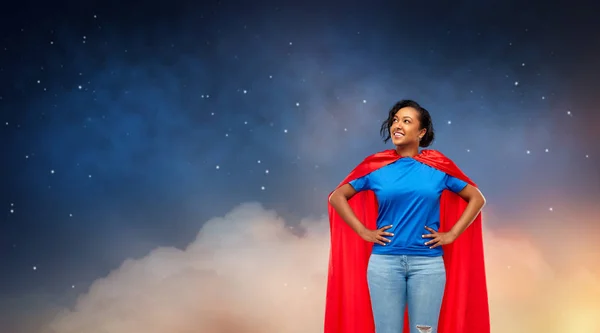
[38,203,599,333]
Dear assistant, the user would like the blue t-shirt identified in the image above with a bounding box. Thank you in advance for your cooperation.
[349,157,467,257]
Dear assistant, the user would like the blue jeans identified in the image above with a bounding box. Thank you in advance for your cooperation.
[367,254,446,333]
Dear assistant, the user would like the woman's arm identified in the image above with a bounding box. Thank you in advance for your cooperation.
[328,184,366,235]
[448,184,486,238]
[424,183,486,248]
[329,184,393,245]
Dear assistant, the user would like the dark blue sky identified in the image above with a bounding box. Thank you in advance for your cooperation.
[1,1,599,332]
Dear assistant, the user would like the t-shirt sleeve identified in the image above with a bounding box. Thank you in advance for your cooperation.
[444,174,468,193]
[348,174,371,192]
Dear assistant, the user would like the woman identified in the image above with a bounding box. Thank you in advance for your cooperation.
[324,100,490,333]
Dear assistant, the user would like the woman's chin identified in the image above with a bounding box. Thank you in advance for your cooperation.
[391,138,405,146]
[392,139,419,148]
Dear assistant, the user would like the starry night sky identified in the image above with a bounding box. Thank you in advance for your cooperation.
[2,1,600,332]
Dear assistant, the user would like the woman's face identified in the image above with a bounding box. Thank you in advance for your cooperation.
[389,107,426,146]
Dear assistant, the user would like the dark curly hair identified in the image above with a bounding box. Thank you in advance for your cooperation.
[379,99,435,148]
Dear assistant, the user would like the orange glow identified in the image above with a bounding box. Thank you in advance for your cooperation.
[41,203,600,333]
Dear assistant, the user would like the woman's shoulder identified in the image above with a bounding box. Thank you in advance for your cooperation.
[418,148,446,158]
[359,149,396,161]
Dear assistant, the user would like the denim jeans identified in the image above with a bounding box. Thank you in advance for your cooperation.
[367,254,446,333]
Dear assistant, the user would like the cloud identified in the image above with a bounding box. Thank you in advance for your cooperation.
[44,203,330,333]
[482,209,600,333]
[42,203,600,333]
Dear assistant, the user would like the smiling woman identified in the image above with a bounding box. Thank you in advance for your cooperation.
[325,99,489,333]
[380,100,436,153]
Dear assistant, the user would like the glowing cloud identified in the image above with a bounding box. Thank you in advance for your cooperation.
[43,203,600,333]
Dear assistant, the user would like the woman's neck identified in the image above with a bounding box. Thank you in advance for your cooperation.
[395,145,419,157]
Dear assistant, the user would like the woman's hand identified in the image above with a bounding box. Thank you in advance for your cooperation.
[359,225,394,245]
[422,226,457,249]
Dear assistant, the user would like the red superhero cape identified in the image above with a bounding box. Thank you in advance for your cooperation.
[324,149,490,333]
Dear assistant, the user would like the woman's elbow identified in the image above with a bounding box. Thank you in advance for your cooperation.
[328,189,340,204]
[329,184,357,205]
[329,187,350,206]
[462,185,486,208]
[476,190,486,208]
